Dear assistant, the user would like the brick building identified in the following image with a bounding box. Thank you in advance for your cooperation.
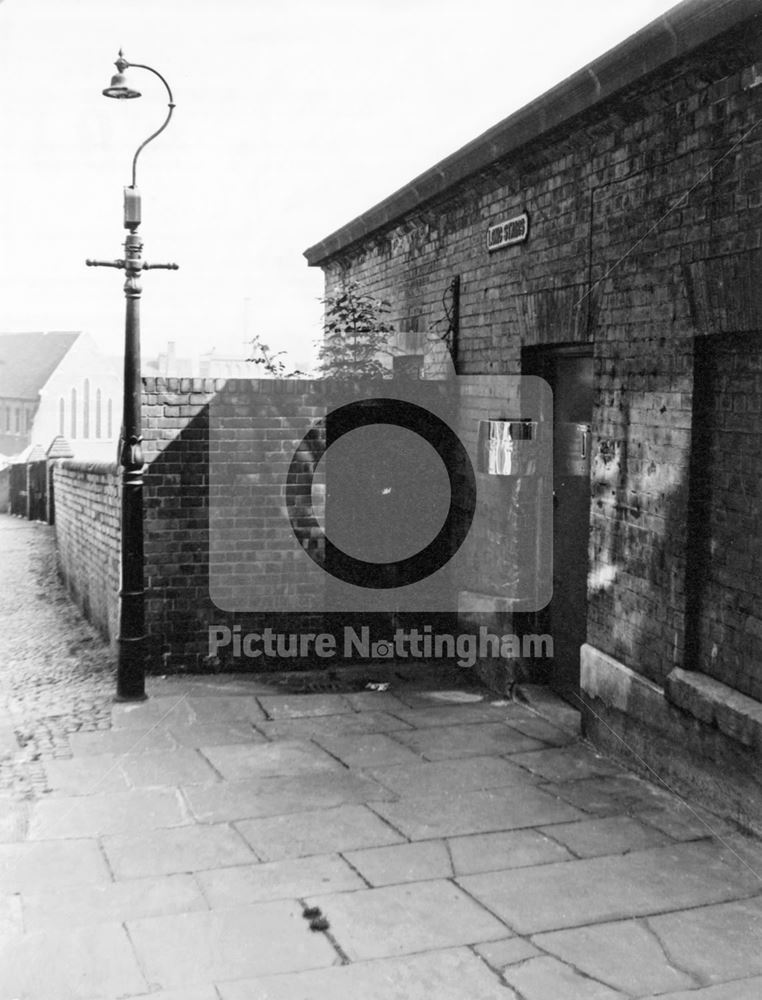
[304,0,762,827]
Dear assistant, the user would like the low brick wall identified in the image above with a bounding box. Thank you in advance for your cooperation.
[53,461,120,646]
[141,377,453,672]
[0,466,9,514]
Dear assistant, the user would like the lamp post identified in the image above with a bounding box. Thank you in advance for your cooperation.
[87,51,178,701]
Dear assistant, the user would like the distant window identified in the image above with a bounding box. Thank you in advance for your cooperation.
[59,398,65,436]
[83,379,90,439]
[95,389,102,438]
[71,388,77,439]
[15,408,20,433]
[107,398,113,438]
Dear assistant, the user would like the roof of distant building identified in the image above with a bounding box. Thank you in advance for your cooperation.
[46,435,75,459]
[0,331,81,399]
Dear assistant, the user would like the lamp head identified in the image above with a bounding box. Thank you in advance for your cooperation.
[102,51,140,99]
[103,72,141,99]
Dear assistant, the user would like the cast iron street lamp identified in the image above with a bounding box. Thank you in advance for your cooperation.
[87,51,178,700]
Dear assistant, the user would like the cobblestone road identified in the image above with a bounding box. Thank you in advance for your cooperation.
[0,515,115,798]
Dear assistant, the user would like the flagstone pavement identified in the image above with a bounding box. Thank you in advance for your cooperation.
[1,517,762,999]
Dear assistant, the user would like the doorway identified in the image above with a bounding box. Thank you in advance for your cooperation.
[523,344,593,697]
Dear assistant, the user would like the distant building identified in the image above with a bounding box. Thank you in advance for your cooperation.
[145,340,196,378]
[0,331,121,460]
[144,340,263,379]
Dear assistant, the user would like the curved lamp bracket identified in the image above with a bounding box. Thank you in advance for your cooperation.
[113,51,176,189]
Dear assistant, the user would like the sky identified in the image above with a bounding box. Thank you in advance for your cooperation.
[0,0,680,369]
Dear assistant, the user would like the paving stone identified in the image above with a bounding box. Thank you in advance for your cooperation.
[185,770,393,824]
[217,947,518,999]
[448,828,573,875]
[0,838,110,891]
[343,839,452,885]
[0,893,23,937]
[393,722,546,759]
[0,922,148,999]
[502,955,625,1000]
[539,816,672,858]
[119,748,220,788]
[29,788,189,838]
[535,918,699,994]
[516,686,582,728]
[647,896,762,984]
[637,978,762,1000]
[505,715,579,746]
[256,711,410,741]
[372,785,583,840]
[312,732,423,768]
[388,703,530,728]
[126,902,337,988]
[186,695,266,723]
[68,726,178,756]
[636,802,739,841]
[362,755,537,797]
[22,873,208,930]
[0,798,28,841]
[111,695,195,729]
[475,936,542,968]
[257,694,354,719]
[458,841,762,934]
[148,676,281,697]
[199,741,344,780]
[127,990,219,1000]
[103,823,256,878]
[395,687,498,708]
[543,773,676,816]
[511,745,624,782]
[0,724,19,752]
[236,804,405,861]
[197,854,364,906]
[43,753,132,795]
[306,879,508,960]
[169,721,267,748]
[717,832,762,873]
[341,691,413,714]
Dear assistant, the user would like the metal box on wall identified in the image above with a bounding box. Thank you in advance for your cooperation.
[554,421,591,477]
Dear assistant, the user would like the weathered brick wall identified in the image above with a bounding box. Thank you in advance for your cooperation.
[318,20,762,691]
[53,461,120,645]
[143,377,435,671]
[141,377,327,670]
[143,376,503,671]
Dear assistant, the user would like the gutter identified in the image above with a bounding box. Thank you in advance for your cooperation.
[304,0,761,267]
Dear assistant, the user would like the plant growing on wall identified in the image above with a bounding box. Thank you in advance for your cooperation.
[246,334,305,378]
[317,281,394,379]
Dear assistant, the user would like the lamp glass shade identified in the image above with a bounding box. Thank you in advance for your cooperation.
[102,72,141,99]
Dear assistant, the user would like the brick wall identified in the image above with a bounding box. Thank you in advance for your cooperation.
[316,20,762,692]
[141,377,329,670]
[53,461,120,645]
[143,377,441,671]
